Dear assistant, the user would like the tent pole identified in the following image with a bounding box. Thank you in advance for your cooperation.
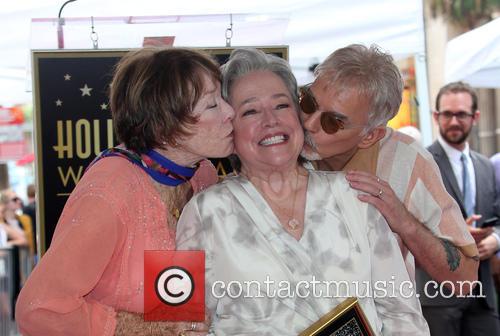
[414,52,433,146]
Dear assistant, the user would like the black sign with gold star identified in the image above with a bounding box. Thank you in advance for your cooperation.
[33,47,288,254]
[33,50,128,253]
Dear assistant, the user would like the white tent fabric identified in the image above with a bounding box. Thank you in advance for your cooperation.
[445,17,500,88]
[0,0,426,106]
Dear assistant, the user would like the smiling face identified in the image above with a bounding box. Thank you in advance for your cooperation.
[175,74,235,162]
[229,70,304,174]
[433,91,478,148]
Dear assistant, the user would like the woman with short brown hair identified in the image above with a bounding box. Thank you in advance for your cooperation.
[16,47,234,336]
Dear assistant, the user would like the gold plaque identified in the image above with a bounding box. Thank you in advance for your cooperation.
[299,297,375,336]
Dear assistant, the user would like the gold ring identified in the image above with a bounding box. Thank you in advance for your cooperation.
[378,189,383,197]
[179,332,187,336]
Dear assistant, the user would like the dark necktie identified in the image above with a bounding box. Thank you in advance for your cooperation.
[460,153,474,217]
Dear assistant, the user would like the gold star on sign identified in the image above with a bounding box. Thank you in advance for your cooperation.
[80,84,93,96]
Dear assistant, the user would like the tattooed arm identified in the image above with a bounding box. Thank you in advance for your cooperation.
[388,208,479,294]
[376,196,479,293]
[440,239,465,271]
[347,171,479,294]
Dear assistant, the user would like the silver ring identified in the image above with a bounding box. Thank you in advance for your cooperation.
[377,189,383,197]
[191,322,197,331]
[377,177,380,183]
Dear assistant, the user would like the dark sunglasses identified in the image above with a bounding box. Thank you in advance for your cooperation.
[299,84,364,134]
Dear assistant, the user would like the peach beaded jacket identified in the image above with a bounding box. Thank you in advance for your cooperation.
[15,156,218,336]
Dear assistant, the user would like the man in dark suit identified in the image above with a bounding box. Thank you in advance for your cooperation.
[420,81,500,335]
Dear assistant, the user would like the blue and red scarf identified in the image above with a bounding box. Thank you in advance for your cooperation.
[88,147,196,186]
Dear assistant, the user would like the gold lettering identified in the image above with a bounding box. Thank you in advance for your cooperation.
[53,119,114,159]
[93,119,101,155]
[216,161,228,177]
[53,120,73,159]
[57,166,83,187]
[107,119,114,148]
[75,119,91,159]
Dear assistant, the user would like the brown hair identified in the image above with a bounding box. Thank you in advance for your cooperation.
[110,48,221,153]
[435,81,478,112]
[27,184,36,198]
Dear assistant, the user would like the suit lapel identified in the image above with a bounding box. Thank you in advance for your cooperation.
[470,151,482,215]
[432,142,464,209]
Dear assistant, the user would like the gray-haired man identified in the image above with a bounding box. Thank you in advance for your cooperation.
[300,44,478,292]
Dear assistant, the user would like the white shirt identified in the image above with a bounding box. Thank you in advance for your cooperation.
[0,226,7,247]
[7,218,22,230]
[177,172,430,335]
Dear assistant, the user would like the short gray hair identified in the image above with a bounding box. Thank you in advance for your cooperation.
[221,48,299,110]
[315,44,403,130]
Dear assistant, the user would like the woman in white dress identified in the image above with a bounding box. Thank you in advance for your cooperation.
[176,48,429,336]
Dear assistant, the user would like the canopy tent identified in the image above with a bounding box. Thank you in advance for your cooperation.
[0,0,432,143]
[0,0,426,101]
[445,17,500,88]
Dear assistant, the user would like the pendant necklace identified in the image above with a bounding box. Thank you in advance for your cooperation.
[248,171,302,231]
[286,171,301,231]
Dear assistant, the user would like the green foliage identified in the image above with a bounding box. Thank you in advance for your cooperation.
[430,0,500,29]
